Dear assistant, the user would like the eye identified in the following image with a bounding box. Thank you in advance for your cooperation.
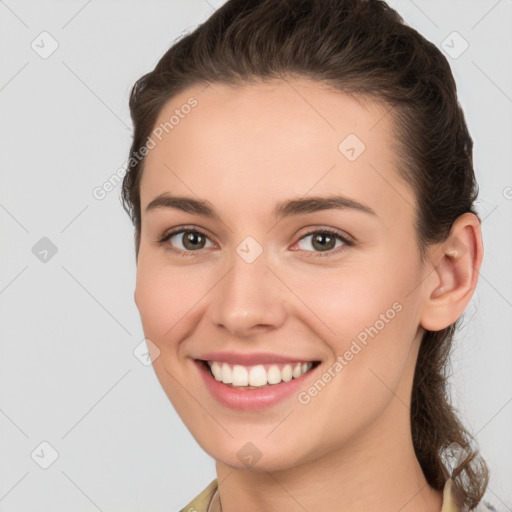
[158,226,353,257]
[294,228,353,257]
[158,227,215,255]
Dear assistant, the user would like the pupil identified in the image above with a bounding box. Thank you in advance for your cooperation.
[184,232,204,250]
[313,233,334,251]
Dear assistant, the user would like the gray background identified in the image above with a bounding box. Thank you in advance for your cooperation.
[1,0,511,510]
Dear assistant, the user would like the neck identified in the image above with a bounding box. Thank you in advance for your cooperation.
[213,407,443,512]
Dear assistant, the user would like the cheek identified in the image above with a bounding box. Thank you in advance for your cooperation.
[289,267,417,427]
[288,261,406,341]
[288,251,420,381]
[134,258,191,341]
[134,254,218,352]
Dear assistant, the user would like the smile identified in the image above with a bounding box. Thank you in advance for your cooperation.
[206,360,318,388]
[195,359,322,411]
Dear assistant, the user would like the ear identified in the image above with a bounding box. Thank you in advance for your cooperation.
[420,213,484,332]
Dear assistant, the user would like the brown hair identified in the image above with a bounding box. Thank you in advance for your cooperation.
[121,0,489,508]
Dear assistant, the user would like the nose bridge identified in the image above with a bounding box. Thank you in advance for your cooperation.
[210,241,286,335]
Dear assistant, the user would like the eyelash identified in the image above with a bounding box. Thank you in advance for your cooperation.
[158,225,354,258]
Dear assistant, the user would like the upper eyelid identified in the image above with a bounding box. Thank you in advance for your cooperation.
[162,225,217,244]
[298,229,351,243]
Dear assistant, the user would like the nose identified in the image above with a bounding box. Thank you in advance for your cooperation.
[208,250,288,338]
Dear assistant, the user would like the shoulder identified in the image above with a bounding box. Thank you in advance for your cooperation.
[179,479,218,512]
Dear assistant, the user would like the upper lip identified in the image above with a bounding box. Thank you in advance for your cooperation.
[196,352,320,366]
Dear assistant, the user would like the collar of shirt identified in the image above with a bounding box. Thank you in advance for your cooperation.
[180,477,462,512]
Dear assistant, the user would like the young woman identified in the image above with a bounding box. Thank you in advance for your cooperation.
[121,0,495,510]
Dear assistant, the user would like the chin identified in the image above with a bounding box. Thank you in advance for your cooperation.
[197,433,314,473]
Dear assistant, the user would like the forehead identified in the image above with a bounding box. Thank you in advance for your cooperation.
[139,78,416,224]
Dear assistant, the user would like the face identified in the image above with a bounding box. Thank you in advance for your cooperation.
[134,78,430,471]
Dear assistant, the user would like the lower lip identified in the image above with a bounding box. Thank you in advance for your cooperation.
[195,359,321,411]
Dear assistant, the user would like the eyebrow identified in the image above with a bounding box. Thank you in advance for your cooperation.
[145,193,377,220]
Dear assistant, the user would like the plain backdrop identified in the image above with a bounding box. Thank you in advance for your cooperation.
[1,0,511,510]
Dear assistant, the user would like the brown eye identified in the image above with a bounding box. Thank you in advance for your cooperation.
[311,233,337,251]
[180,231,207,250]
[295,229,352,256]
[161,229,214,253]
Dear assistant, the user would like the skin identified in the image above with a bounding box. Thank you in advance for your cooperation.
[133,78,483,512]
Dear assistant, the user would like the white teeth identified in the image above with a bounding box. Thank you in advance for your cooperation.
[211,361,222,381]
[267,365,282,384]
[232,365,249,386]
[281,364,293,382]
[221,363,232,384]
[248,365,267,387]
[206,360,315,387]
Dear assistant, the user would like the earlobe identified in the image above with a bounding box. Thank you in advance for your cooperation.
[420,213,483,332]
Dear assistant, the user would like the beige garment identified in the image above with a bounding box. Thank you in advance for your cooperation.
[179,477,463,512]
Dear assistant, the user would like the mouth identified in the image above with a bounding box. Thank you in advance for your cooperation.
[196,359,322,389]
